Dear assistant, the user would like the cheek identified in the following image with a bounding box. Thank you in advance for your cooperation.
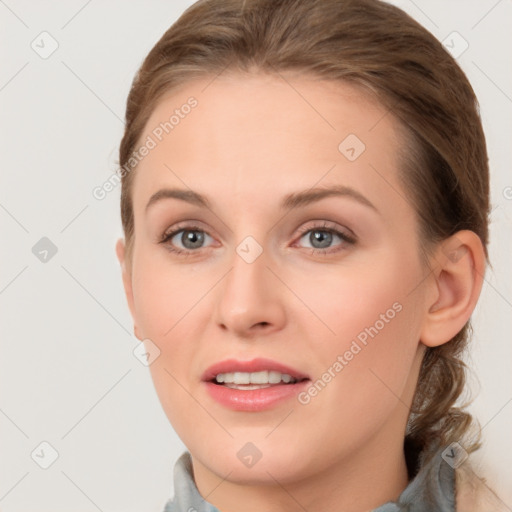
[129,253,217,422]
[296,256,424,434]
[130,281,192,436]
[304,254,418,355]
[131,250,214,338]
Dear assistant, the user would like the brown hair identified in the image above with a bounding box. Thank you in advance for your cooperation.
[118,0,489,454]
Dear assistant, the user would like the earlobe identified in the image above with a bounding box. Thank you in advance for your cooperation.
[115,238,140,338]
[420,231,486,348]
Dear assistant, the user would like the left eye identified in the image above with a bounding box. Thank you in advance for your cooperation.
[295,227,354,253]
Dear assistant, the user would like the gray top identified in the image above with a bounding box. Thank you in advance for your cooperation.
[162,445,455,512]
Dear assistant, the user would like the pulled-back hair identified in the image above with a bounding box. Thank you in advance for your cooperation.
[118,0,489,455]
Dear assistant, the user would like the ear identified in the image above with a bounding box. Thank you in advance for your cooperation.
[115,238,143,341]
[420,230,486,348]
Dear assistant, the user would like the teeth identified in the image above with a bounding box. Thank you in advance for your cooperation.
[214,371,297,385]
[224,383,273,390]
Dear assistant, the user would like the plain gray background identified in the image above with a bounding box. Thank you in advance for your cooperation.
[1,0,511,510]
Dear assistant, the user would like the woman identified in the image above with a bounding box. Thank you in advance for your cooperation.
[115,0,506,510]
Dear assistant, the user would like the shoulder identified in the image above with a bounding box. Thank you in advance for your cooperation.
[455,462,508,512]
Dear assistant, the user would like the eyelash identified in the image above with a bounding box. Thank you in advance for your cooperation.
[158,221,356,257]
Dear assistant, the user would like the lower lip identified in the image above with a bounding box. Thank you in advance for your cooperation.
[203,380,310,411]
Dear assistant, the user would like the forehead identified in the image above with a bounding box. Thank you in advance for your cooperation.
[131,71,407,218]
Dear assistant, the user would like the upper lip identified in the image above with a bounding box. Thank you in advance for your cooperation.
[202,357,310,382]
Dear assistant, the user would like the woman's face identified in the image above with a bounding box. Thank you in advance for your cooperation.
[119,72,432,484]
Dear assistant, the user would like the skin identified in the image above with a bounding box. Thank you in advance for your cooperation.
[116,71,485,512]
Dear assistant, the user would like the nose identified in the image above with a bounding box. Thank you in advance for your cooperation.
[213,242,286,339]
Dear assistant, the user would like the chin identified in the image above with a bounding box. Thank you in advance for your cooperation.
[190,438,313,484]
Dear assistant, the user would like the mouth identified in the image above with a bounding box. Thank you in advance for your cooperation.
[201,357,311,410]
[202,358,311,412]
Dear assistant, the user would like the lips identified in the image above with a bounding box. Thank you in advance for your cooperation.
[201,357,310,383]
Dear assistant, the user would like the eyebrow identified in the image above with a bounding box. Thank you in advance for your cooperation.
[145,184,379,214]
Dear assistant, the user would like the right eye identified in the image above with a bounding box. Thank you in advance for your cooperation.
[159,224,215,255]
